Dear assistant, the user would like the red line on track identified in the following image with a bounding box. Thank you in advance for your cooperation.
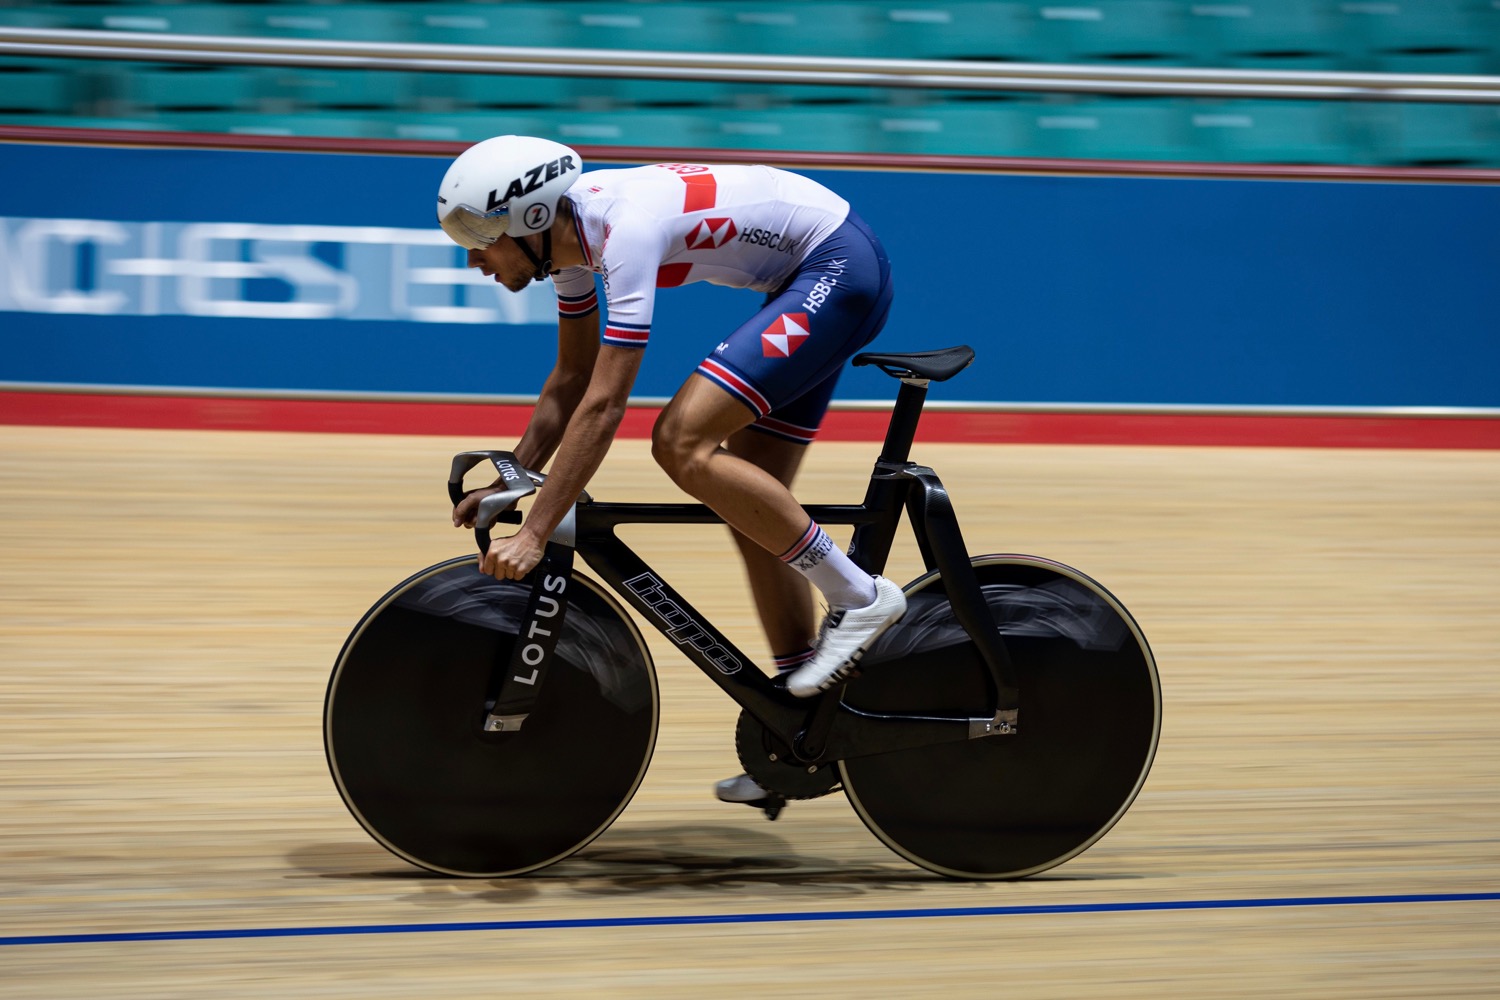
[2,392,1496,449]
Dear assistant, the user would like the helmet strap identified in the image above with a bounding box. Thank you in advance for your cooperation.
[511,230,554,282]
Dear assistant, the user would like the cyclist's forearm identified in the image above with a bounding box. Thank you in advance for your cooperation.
[512,368,588,471]
[513,314,601,470]
[522,395,624,539]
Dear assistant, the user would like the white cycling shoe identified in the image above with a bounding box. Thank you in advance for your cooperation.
[787,577,907,698]
[715,773,772,804]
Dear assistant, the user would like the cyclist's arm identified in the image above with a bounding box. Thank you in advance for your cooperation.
[480,344,642,578]
[511,312,601,472]
[453,279,599,528]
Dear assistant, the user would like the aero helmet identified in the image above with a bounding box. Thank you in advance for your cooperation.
[436,135,582,250]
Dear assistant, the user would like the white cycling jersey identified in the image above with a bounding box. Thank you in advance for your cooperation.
[550,163,850,348]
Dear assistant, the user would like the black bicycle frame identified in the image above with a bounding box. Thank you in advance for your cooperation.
[459,377,1020,765]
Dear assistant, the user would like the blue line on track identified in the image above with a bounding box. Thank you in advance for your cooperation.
[3,892,1497,947]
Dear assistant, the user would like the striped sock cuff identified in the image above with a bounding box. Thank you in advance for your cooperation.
[778,521,832,570]
[772,647,816,674]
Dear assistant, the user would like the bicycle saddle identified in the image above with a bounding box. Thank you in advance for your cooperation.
[853,345,974,382]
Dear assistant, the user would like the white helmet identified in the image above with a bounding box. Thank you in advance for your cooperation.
[436,135,582,250]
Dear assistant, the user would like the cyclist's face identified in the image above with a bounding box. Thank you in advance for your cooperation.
[467,239,532,293]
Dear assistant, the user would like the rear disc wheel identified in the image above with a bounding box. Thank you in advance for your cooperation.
[839,555,1160,879]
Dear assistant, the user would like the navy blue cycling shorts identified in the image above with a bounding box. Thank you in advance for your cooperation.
[694,210,894,445]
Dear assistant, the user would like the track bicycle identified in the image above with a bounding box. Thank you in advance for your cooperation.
[324,345,1161,880]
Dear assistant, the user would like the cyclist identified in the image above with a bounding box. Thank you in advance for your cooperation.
[439,135,904,808]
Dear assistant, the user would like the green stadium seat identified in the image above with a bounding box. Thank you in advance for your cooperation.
[707,4,888,105]
[427,73,576,112]
[560,2,730,53]
[255,67,413,111]
[1335,0,1494,74]
[376,112,551,145]
[566,77,738,110]
[158,112,397,140]
[1187,99,1358,165]
[18,115,172,133]
[0,8,71,30]
[86,4,252,38]
[0,64,74,114]
[1029,98,1198,160]
[720,3,884,58]
[872,102,1054,156]
[1187,0,1345,71]
[709,108,875,154]
[873,3,1036,62]
[901,98,1198,161]
[125,64,259,113]
[246,5,408,43]
[541,110,711,150]
[409,3,566,47]
[1367,102,1499,167]
[1027,1,1195,65]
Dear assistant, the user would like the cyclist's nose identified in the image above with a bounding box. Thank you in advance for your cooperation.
[466,249,485,268]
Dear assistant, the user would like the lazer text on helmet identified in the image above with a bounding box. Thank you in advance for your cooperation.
[487,156,579,213]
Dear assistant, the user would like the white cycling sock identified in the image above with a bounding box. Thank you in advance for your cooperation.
[778,522,877,612]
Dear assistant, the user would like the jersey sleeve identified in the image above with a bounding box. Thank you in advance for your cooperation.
[550,267,598,320]
[596,211,669,350]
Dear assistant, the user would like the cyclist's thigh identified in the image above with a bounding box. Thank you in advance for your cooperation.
[695,213,894,427]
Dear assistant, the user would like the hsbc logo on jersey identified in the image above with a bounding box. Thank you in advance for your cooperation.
[761,313,811,358]
[686,217,738,250]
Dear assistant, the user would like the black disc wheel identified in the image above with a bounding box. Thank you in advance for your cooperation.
[324,556,658,876]
[839,555,1160,879]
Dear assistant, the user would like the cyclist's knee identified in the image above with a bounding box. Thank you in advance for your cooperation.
[650,418,708,487]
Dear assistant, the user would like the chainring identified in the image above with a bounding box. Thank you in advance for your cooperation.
[733,710,842,801]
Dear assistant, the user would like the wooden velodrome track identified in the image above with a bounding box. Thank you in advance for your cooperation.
[1,418,1497,998]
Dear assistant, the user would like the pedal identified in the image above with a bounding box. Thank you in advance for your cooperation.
[753,792,787,821]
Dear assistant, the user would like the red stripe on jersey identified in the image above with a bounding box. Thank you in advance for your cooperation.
[604,326,650,347]
[681,173,717,212]
[657,263,693,287]
[557,293,598,316]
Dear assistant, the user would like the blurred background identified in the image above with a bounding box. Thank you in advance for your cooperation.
[0,2,1496,413]
[1,0,1497,165]
[1,11,1498,995]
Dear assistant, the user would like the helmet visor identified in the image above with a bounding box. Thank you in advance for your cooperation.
[440,202,510,251]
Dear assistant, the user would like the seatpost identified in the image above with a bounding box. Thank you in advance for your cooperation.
[877,378,930,465]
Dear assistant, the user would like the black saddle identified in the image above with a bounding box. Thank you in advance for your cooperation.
[853,345,974,382]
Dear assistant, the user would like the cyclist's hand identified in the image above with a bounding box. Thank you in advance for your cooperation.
[481,531,544,581]
[452,482,512,528]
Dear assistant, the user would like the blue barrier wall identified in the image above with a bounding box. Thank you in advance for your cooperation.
[2,141,1496,407]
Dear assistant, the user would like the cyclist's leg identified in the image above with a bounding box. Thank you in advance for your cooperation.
[719,358,847,661]
[652,376,816,557]
[714,392,828,806]
[722,425,817,660]
[657,220,902,704]
[658,212,892,569]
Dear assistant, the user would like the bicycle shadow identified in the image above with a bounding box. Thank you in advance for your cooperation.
[287,825,1116,908]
